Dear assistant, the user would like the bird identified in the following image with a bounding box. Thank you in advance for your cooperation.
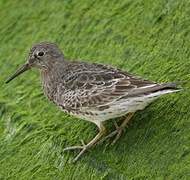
[5,42,180,162]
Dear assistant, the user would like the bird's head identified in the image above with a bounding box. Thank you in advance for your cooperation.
[5,42,64,83]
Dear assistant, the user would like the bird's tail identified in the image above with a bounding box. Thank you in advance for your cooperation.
[158,82,181,92]
[126,82,182,98]
[144,82,181,98]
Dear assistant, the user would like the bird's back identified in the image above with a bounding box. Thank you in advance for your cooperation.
[41,60,179,122]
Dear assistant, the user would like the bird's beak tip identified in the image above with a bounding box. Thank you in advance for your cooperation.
[5,63,30,84]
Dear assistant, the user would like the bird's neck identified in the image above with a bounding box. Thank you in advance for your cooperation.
[40,61,68,101]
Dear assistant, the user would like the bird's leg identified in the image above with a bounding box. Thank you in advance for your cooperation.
[63,122,106,163]
[111,112,134,145]
[99,112,134,145]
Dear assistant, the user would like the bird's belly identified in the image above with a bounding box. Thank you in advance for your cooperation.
[77,96,157,122]
[58,89,174,123]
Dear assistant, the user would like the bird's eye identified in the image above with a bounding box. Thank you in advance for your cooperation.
[38,51,44,56]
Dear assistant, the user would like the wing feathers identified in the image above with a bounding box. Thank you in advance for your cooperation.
[58,62,178,110]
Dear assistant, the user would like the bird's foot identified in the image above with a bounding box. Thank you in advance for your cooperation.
[111,121,127,145]
[64,124,106,162]
[99,113,134,145]
[99,122,127,145]
[63,140,90,163]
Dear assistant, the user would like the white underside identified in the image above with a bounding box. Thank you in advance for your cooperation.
[76,89,179,126]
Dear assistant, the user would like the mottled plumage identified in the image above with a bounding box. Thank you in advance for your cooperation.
[6,42,180,162]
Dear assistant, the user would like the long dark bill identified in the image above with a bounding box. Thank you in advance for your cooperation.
[5,63,30,83]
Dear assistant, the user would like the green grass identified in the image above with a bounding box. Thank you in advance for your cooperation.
[0,0,190,179]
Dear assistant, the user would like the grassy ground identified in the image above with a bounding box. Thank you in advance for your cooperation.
[0,0,190,179]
